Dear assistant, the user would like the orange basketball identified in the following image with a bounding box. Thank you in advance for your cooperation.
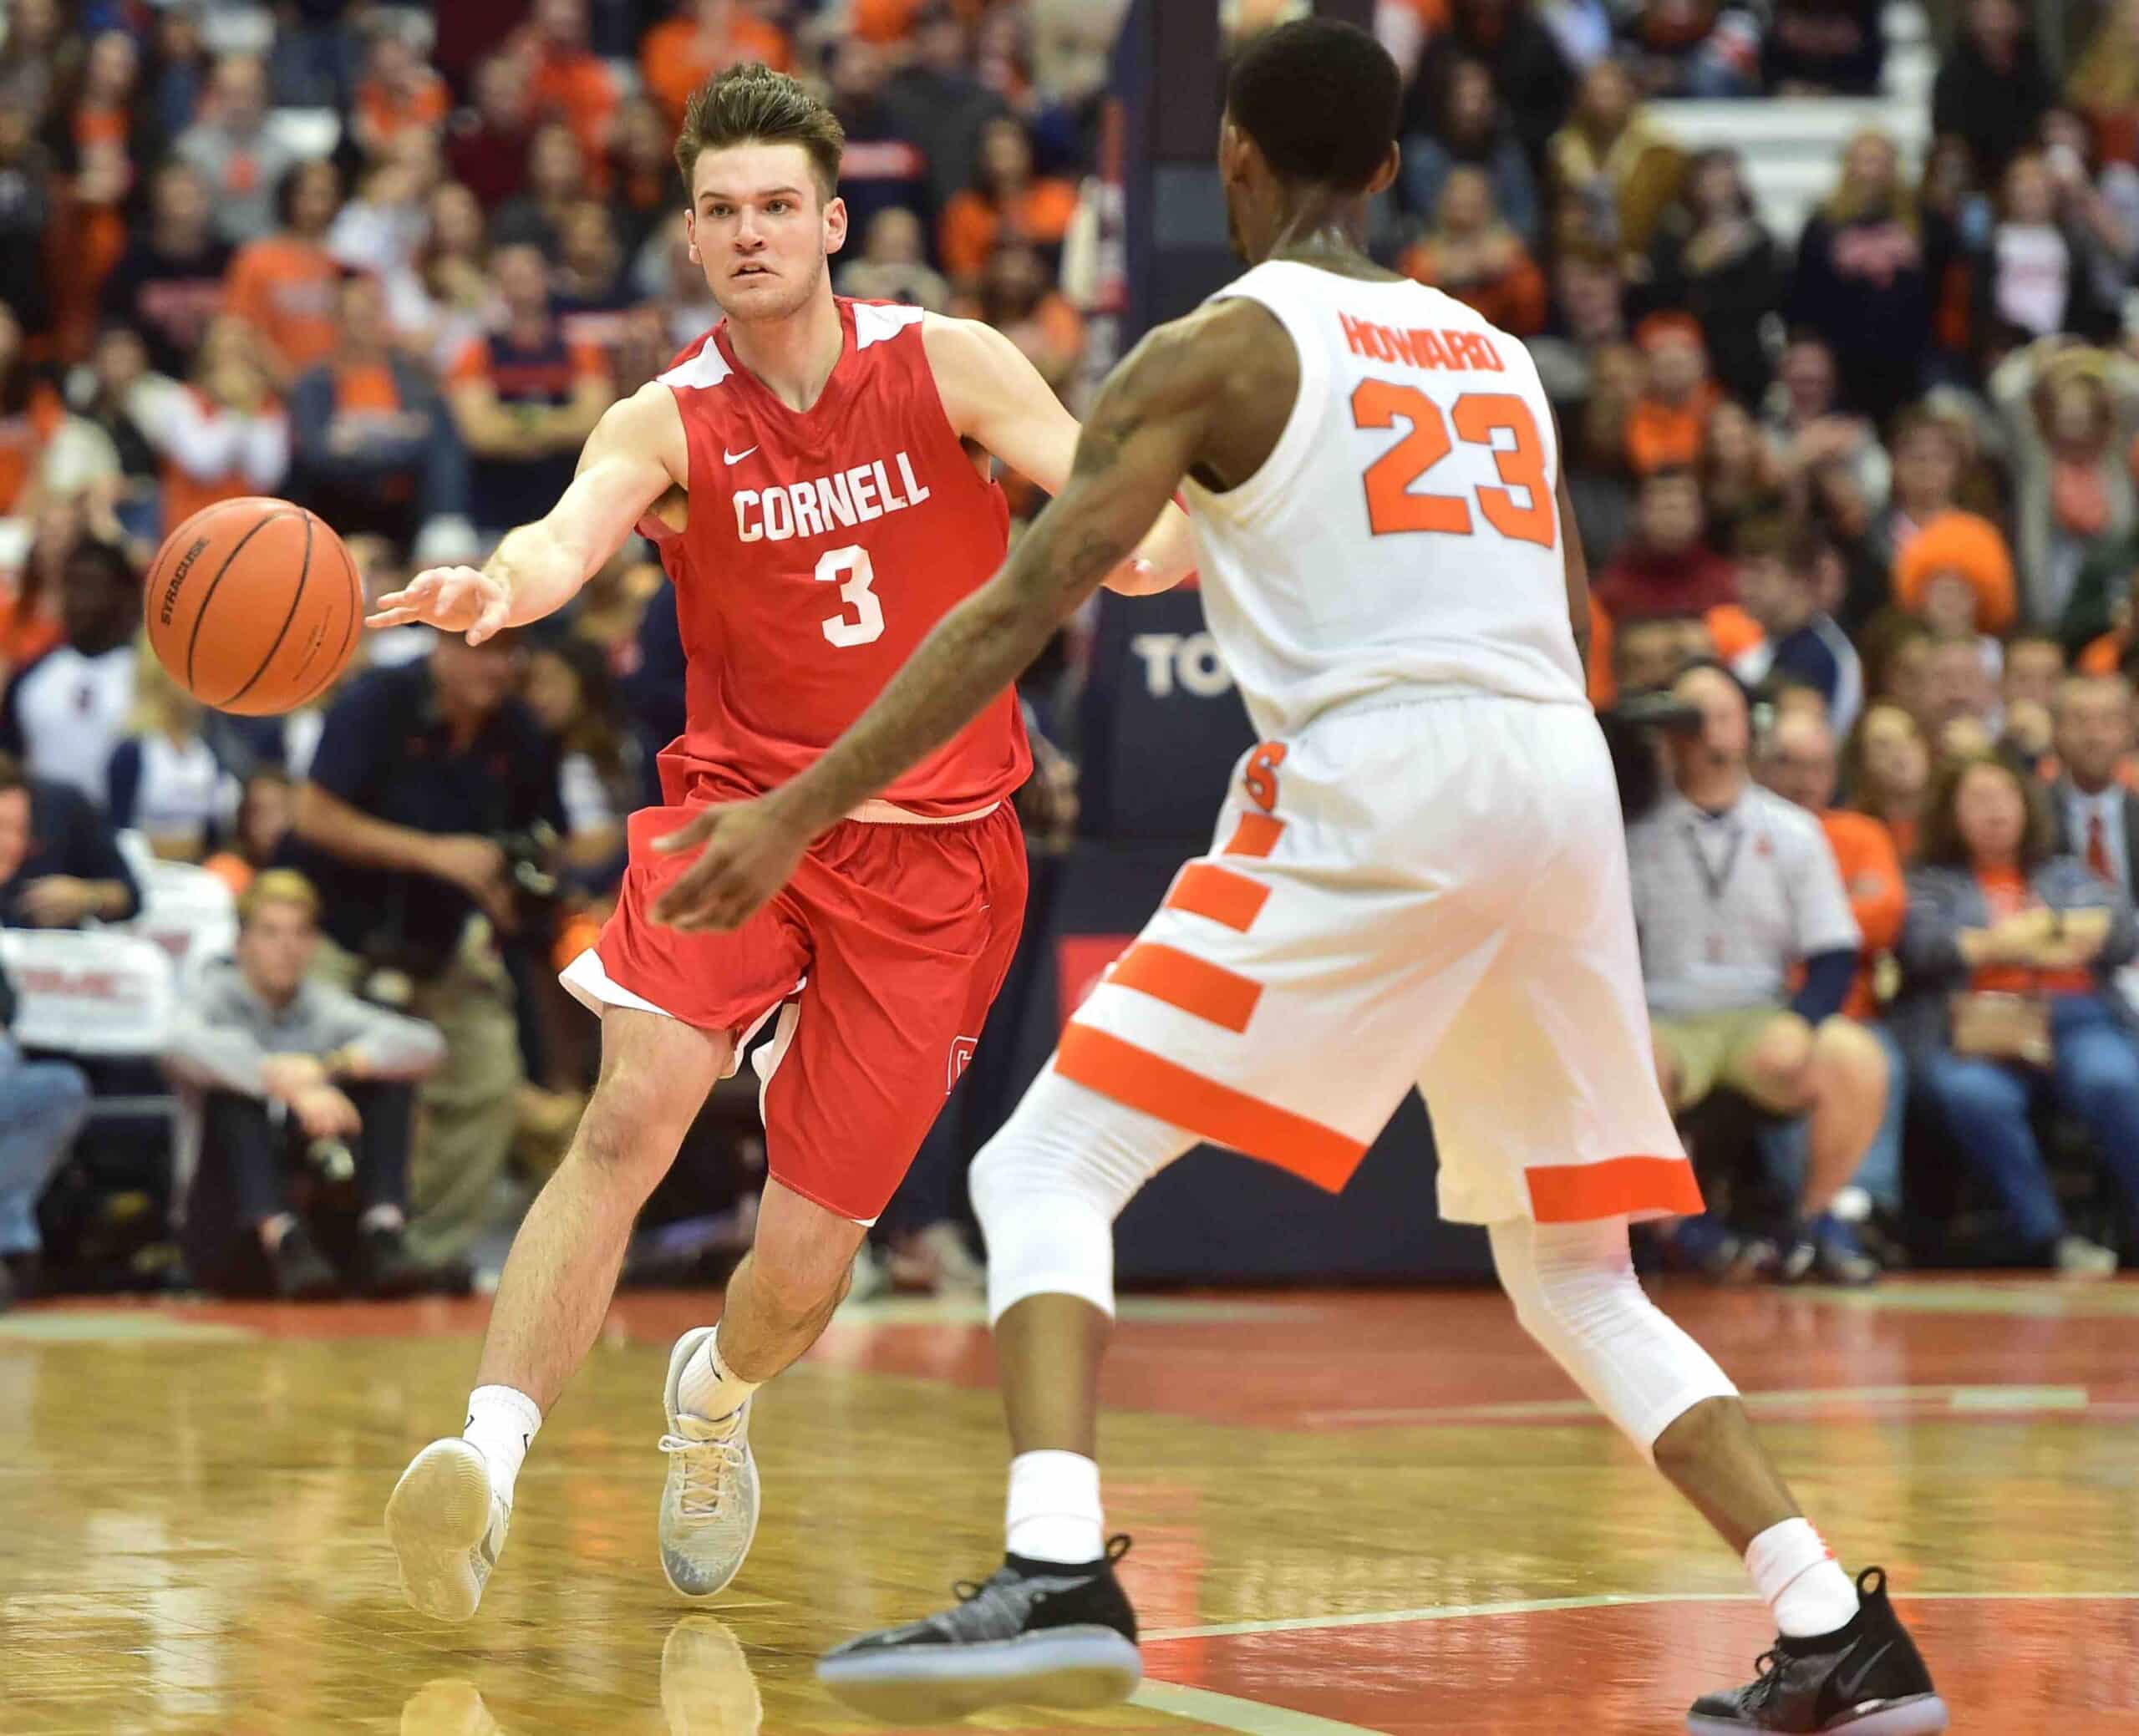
[144,497,363,716]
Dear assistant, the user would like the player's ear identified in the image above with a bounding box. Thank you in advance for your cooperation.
[1366,141,1400,200]
[683,209,701,265]
[823,193,849,258]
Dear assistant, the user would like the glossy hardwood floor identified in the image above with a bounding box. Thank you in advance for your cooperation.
[3,1277,2135,1733]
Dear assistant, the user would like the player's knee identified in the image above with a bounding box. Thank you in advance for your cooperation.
[1649,1392,1740,1480]
[569,1076,683,1191]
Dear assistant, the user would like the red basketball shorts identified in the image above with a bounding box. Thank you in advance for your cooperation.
[561,799,1027,1224]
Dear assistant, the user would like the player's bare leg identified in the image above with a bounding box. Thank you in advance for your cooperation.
[997,1293,1108,1459]
[658,1180,866,1600]
[1650,1395,1796,1550]
[388,1009,730,1622]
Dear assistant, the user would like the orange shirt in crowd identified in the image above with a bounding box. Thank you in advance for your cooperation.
[357,69,450,148]
[1703,602,1763,662]
[1624,384,1719,474]
[161,386,282,528]
[1972,865,2096,997]
[1395,240,1548,336]
[225,237,341,376]
[1821,809,1906,1020]
[531,44,622,160]
[641,13,792,125]
[939,180,1081,284]
[852,0,924,39]
[0,381,64,516]
[0,590,64,671]
[2080,630,2125,677]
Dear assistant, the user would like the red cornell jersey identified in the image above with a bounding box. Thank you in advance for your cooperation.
[638,297,1031,817]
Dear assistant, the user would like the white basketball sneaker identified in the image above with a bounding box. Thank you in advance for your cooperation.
[386,1439,511,1623]
[658,1325,760,1599]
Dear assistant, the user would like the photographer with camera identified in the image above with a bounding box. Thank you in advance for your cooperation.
[284,627,566,1271]
[164,871,452,1298]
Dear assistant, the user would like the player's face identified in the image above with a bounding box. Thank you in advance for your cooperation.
[687,143,847,324]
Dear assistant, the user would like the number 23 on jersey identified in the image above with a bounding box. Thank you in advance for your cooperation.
[1349,383,1555,549]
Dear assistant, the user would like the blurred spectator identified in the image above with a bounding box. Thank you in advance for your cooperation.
[328,133,444,282]
[1623,312,1717,473]
[175,53,302,249]
[1700,399,1784,546]
[1765,335,1889,510]
[1844,699,1933,859]
[2050,674,2139,896]
[2037,109,2139,310]
[939,116,1078,293]
[1532,250,1628,405]
[1991,341,2139,626]
[1933,0,2057,185]
[1733,518,1865,734]
[287,631,563,1267]
[447,242,615,541]
[1617,0,1763,99]
[0,0,79,126]
[1895,753,2139,1273]
[886,2,1009,216]
[641,0,792,129]
[1400,167,1549,335]
[0,754,91,1312]
[1400,56,1542,245]
[972,243,1082,395]
[827,40,935,247]
[1788,132,1931,424]
[107,644,234,863]
[165,869,449,1300]
[2001,632,2067,764]
[1873,406,1968,570]
[144,5,211,145]
[1626,662,1886,1274]
[0,302,65,522]
[447,50,539,211]
[633,213,723,351]
[608,95,682,262]
[101,162,231,381]
[1547,58,1684,261]
[70,326,170,542]
[206,768,296,898]
[837,207,953,311]
[0,536,140,807]
[385,180,497,372]
[555,201,636,355]
[49,29,160,352]
[0,104,59,342]
[520,0,622,163]
[291,272,470,549]
[0,746,140,931]
[2068,0,2139,166]
[1763,0,1885,95]
[224,159,345,389]
[352,14,450,160]
[0,499,77,678]
[1975,155,2117,358]
[1921,630,2003,759]
[1893,509,2019,637]
[495,122,591,254]
[1643,149,1781,407]
[2064,545,2139,667]
[1595,468,1736,619]
[523,637,638,891]
[1410,0,1574,169]
[144,314,289,533]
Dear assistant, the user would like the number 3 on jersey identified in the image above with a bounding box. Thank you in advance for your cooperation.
[817,544,884,647]
[1349,383,1555,548]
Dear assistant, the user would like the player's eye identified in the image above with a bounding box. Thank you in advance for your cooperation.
[768,201,791,215]
[709,204,733,218]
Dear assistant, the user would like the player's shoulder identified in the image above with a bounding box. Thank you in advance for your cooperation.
[653,323,734,393]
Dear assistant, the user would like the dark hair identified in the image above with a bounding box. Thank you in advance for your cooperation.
[0,750,24,799]
[536,637,633,794]
[1225,18,1400,192]
[274,157,338,229]
[1916,750,2055,871]
[676,63,845,201]
[1840,701,1925,815]
[1732,513,1827,573]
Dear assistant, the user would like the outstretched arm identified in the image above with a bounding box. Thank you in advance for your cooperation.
[651,316,1221,932]
[368,382,686,643]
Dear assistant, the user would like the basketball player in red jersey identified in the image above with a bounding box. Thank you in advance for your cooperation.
[374,65,1193,1622]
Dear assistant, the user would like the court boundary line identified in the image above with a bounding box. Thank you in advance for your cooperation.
[1132,1679,1381,1735]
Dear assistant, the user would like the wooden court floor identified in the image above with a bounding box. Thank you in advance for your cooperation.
[3,1277,2136,1734]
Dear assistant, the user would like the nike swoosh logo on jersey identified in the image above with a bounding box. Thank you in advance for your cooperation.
[1832,1640,1897,1705]
[724,445,758,465]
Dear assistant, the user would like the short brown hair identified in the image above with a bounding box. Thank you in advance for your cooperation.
[1733,513,1827,576]
[238,867,321,931]
[1915,752,2055,871]
[675,65,844,202]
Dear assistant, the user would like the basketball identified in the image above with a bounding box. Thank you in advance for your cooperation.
[143,496,363,716]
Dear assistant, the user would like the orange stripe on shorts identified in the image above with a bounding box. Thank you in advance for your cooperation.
[1223,813,1285,858]
[1110,942,1262,1033]
[1524,1155,1705,1223]
[1165,863,1270,932]
[1055,1023,1368,1191]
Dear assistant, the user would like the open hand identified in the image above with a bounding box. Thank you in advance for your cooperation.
[648,798,814,933]
[368,566,512,644]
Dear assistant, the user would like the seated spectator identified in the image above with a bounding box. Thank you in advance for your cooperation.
[0,498,74,680]
[2001,633,2067,766]
[0,106,57,348]
[826,40,933,250]
[0,538,140,809]
[163,870,450,1299]
[0,756,92,1312]
[445,51,537,211]
[107,644,236,863]
[2036,109,2139,315]
[1763,0,1885,95]
[286,629,563,1269]
[0,749,141,931]
[607,97,680,264]
[1732,518,1865,735]
[1872,407,1968,572]
[2050,676,2139,901]
[1617,0,1762,99]
[1400,56,1541,246]
[523,637,639,893]
[1625,662,1888,1277]
[99,162,231,382]
[1641,148,1781,408]
[641,0,792,129]
[494,121,590,255]
[1765,334,1889,512]
[2070,0,2139,167]
[1919,631,2004,759]
[48,31,161,346]
[291,273,470,551]
[1699,399,1783,547]
[1400,166,1548,335]
[1933,0,2056,185]
[1976,155,2118,363]
[142,315,290,533]
[69,326,170,545]
[836,207,953,312]
[1547,58,1684,261]
[224,160,346,390]
[1894,753,2139,1273]
[1844,700,1933,861]
[206,769,296,899]
[1613,613,1711,698]
[174,53,300,249]
[1408,0,1575,170]
[448,244,615,544]
[327,133,444,282]
[351,14,450,160]
[0,302,65,525]
[518,0,621,164]
[554,201,636,358]
[1622,312,1718,474]
[1787,133,1932,424]
[1893,510,2019,639]
[972,243,1083,398]
[1594,468,1736,620]
[938,116,1079,294]
[386,180,497,373]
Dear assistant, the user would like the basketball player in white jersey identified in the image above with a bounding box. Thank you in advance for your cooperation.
[650,21,1946,1736]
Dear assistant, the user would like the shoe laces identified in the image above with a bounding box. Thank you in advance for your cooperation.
[659,1429,748,1520]
[1744,1648,1787,1709]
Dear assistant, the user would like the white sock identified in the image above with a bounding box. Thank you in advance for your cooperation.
[1005,1450,1105,1565]
[676,1328,758,1423]
[1745,1518,1860,1638]
[462,1384,541,1510]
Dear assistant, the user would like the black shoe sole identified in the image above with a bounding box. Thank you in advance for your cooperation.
[1688,1693,1950,1736]
[816,1627,1141,1723]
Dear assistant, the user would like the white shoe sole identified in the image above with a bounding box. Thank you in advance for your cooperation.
[1687,1693,1949,1736]
[660,1325,760,1601]
[387,1439,494,1623]
[815,1628,1141,1722]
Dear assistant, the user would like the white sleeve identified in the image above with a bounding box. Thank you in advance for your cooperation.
[558,752,616,835]
[155,393,246,480]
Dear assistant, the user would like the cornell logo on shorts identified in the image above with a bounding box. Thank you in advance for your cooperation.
[947,1035,979,1092]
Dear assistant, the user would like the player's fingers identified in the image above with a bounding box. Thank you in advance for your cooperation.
[467,593,512,647]
[365,606,428,627]
[652,808,724,853]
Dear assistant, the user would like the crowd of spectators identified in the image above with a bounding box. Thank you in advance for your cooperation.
[5,0,2139,1305]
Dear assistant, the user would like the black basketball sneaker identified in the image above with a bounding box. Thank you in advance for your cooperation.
[816,1536,1141,1722]
[1689,1568,1948,1734]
